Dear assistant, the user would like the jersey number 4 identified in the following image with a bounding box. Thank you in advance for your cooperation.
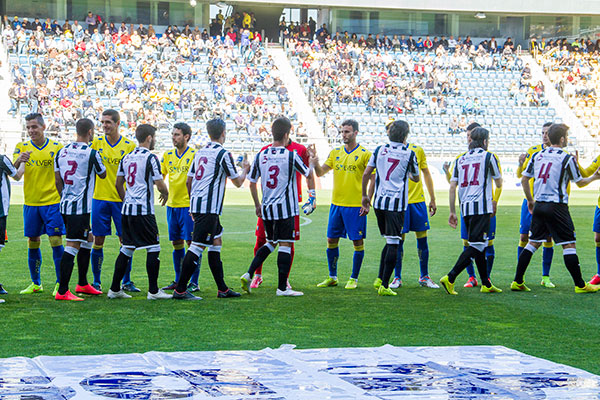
[538,163,552,183]
[460,163,481,187]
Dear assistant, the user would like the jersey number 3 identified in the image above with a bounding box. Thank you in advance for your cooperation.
[266,165,280,189]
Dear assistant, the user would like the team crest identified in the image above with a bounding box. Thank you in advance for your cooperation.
[355,156,359,161]
[49,152,54,158]
[121,150,125,156]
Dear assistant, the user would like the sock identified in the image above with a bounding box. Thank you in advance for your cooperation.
[351,244,364,279]
[58,247,78,295]
[378,245,388,279]
[394,240,404,279]
[122,256,133,285]
[596,243,600,275]
[517,240,527,260]
[287,245,295,279]
[176,247,202,293]
[172,244,185,282]
[52,244,64,283]
[146,251,160,294]
[563,248,585,288]
[514,244,536,284]
[417,236,429,277]
[254,235,266,276]
[474,249,491,288]
[91,245,103,285]
[208,247,228,292]
[381,243,399,288]
[464,246,476,278]
[249,243,274,277]
[110,253,131,292]
[542,243,554,277]
[485,245,495,277]
[28,241,42,285]
[277,247,292,291]
[326,244,339,278]
[77,246,92,286]
[448,246,477,283]
[190,258,200,286]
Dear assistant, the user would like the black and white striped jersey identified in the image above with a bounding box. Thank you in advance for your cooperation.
[451,148,502,216]
[0,155,17,218]
[523,147,581,204]
[54,142,106,215]
[369,142,419,212]
[117,147,163,216]
[249,146,310,220]
[187,142,239,215]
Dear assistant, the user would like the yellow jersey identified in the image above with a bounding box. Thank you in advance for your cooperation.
[160,146,196,208]
[517,144,544,195]
[325,144,371,207]
[14,138,63,206]
[406,143,428,204]
[91,135,136,202]
[581,155,600,206]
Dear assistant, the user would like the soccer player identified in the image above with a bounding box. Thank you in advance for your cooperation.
[240,116,312,296]
[512,123,600,293]
[90,109,137,292]
[173,119,249,300]
[14,113,65,295]
[516,122,555,288]
[107,124,171,300]
[387,121,439,289]
[440,127,503,295]
[360,120,420,296]
[160,123,200,292]
[54,118,107,300]
[0,149,25,299]
[581,155,600,285]
[310,119,372,289]
[250,136,316,289]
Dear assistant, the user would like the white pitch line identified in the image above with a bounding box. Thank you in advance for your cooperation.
[224,215,313,235]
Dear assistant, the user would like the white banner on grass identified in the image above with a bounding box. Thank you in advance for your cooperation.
[0,345,598,399]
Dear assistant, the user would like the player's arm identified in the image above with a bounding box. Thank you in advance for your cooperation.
[580,158,599,178]
[448,180,458,229]
[361,165,375,216]
[442,161,452,183]
[154,178,169,206]
[4,154,24,181]
[13,148,31,169]
[93,151,107,179]
[516,152,527,178]
[421,167,436,216]
[230,156,250,188]
[115,175,126,201]
[186,176,193,196]
[249,181,261,218]
[307,144,332,177]
[55,170,64,197]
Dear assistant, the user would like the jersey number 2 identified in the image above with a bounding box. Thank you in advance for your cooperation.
[64,161,78,185]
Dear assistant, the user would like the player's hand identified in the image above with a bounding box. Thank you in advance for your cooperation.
[18,151,31,164]
[158,192,168,206]
[360,195,371,216]
[255,204,262,218]
[302,189,316,215]
[189,211,194,221]
[527,200,535,214]
[518,153,527,167]
[575,150,580,164]
[442,161,451,174]
[448,212,458,229]
[241,155,250,173]
[428,199,437,217]
[307,144,318,164]
[492,200,498,216]
[593,167,600,179]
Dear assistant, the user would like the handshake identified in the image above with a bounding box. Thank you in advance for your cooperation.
[302,189,317,215]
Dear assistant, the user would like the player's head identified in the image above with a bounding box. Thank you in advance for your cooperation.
[547,123,569,147]
[25,113,46,142]
[387,120,409,144]
[172,122,192,148]
[465,122,480,144]
[271,116,291,143]
[136,124,157,150]
[542,122,552,146]
[76,118,95,143]
[468,127,489,150]
[101,109,120,135]
[206,118,226,142]
[340,119,359,145]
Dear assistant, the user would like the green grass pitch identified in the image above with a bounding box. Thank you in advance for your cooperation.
[1,187,600,375]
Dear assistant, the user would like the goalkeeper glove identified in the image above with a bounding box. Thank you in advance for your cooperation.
[302,189,316,215]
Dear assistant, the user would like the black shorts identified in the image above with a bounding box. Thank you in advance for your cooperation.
[191,213,223,245]
[264,217,295,243]
[375,209,405,239]
[0,216,6,247]
[121,214,159,249]
[530,202,575,245]
[463,214,491,244]
[62,213,91,242]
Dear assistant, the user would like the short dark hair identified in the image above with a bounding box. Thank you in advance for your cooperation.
[206,119,225,140]
[102,109,120,123]
[388,120,409,143]
[76,118,94,137]
[135,124,156,143]
[341,119,359,132]
[469,127,489,150]
[466,122,480,132]
[173,122,192,138]
[542,121,553,128]
[547,123,569,145]
[25,113,45,126]
[271,116,292,142]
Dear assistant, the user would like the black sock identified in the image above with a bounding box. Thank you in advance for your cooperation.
[381,243,399,288]
[208,250,228,292]
[564,253,586,288]
[77,247,91,286]
[249,245,273,277]
[378,245,388,280]
[146,251,160,294]
[277,250,292,291]
[486,255,494,277]
[58,252,76,295]
[110,253,131,293]
[474,250,491,288]
[514,248,534,284]
[176,250,200,293]
[448,246,477,283]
